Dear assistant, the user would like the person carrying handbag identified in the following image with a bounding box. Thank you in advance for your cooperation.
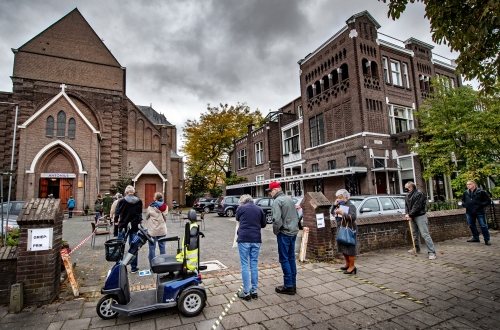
[331,189,358,274]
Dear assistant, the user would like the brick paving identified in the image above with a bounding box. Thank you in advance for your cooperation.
[0,214,499,329]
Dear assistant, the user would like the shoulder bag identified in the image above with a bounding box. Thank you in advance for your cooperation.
[336,217,356,246]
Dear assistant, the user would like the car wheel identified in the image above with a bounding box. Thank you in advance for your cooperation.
[225,208,234,217]
[266,212,273,224]
[96,294,119,320]
[178,288,205,317]
[203,206,210,213]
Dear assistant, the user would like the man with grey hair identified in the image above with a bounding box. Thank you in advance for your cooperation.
[115,185,143,273]
[267,181,299,295]
[405,182,437,260]
[235,194,266,300]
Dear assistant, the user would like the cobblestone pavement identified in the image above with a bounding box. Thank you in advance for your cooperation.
[0,213,499,329]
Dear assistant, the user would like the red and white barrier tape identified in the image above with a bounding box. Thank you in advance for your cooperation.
[67,228,98,255]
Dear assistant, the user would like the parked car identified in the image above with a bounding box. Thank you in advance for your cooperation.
[1,200,25,232]
[216,196,240,217]
[254,196,303,224]
[348,195,406,218]
[193,197,217,213]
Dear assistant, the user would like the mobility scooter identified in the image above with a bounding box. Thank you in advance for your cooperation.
[96,210,207,319]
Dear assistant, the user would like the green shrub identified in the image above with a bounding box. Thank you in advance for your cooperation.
[6,228,20,246]
[427,200,461,212]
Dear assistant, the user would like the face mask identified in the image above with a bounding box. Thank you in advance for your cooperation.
[338,200,346,205]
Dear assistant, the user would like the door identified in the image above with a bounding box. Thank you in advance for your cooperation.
[59,179,73,209]
[39,179,49,198]
[144,184,156,207]
[375,172,387,194]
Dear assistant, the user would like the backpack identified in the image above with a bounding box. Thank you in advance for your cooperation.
[67,199,75,208]
[95,200,103,212]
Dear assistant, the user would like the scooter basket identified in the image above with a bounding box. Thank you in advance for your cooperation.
[104,238,125,261]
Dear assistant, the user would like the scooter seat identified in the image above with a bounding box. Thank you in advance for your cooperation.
[150,254,183,273]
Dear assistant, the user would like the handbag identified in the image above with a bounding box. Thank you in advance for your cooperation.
[336,217,356,246]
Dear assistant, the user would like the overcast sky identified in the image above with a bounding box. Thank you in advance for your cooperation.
[0,0,461,148]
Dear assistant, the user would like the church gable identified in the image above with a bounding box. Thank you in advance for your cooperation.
[18,8,120,67]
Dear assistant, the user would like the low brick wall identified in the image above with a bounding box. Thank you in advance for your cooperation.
[331,204,500,253]
[0,246,18,304]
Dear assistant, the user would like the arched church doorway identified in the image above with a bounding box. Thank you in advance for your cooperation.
[37,147,78,208]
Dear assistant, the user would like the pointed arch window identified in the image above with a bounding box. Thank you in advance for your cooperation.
[46,116,54,137]
[57,111,66,137]
[68,118,76,139]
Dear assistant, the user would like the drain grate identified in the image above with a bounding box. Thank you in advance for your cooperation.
[200,260,228,272]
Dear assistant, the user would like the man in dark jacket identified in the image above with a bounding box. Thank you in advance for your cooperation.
[235,195,266,300]
[405,182,436,260]
[268,181,299,295]
[115,185,143,273]
[462,181,491,245]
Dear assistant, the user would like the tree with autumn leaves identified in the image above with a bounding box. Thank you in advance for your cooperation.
[182,103,264,197]
[410,78,500,197]
[381,0,500,95]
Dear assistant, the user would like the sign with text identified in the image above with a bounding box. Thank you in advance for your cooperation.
[27,228,53,251]
[316,213,325,228]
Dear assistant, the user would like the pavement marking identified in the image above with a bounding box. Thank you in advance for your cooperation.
[211,285,242,330]
[331,268,424,304]
[396,254,475,274]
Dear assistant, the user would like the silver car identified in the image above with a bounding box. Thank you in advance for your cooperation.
[1,201,25,232]
[349,195,406,218]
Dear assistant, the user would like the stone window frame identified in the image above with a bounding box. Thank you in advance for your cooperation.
[254,141,264,165]
[238,148,247,170]
[388,104,415,134]
[402,62,411,89]
[382,57,390,83]
[283,126,300,154]
[309,114,324,148]
[390,60,402,86]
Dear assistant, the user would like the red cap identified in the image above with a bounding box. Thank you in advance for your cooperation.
[266,181,281,192]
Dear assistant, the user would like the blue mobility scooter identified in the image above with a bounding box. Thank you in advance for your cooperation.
[96,210,207,319]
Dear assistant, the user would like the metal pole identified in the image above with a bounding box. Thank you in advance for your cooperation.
[6,105,19,225]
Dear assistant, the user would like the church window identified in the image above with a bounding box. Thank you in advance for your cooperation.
[57,111,66,137]
[46,116,54,137]
[68,118,76,139]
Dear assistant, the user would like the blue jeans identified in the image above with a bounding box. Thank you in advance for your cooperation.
[148,237,166,266]
[410,215,436,254]
[466,213,490,241]
[238,242,261,294]
[277,233,297,288]
[118,230,139,271]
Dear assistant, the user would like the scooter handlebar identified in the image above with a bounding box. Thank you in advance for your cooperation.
[138,224,155,245]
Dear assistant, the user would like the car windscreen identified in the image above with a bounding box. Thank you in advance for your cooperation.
[349,198,363,208]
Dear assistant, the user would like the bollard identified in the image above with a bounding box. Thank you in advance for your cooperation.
[9,282,23,313]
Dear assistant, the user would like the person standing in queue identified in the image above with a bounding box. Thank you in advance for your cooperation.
[67,196,76,218]
[115,185,143,273]
[462,180,491,245]
[144,192,168,266]
[268,181,299,295]
[331,189,358,274]
[235,194,266,300]
[110,193,123,237]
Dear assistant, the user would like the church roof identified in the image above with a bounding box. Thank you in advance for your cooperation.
[137,105,172,125]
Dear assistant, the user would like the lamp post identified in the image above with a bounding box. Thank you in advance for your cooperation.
[0,102,19,242]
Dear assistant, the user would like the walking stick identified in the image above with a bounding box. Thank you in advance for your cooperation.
[407,218,417,256]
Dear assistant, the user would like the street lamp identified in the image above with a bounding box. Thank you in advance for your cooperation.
[0,102,19,241]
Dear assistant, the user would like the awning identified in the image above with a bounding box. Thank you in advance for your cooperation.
[226,166,367,190]
[371,167,400,172]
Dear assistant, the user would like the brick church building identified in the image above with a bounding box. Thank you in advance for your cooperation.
[0,9,184,211]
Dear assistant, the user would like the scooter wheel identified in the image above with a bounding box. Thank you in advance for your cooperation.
[178,288,205,317]
[96,294,119,320]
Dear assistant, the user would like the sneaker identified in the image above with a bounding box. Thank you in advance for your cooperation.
[407,248,420,254]
[485,241,491,246]
[237,290,251,301]
[467,238,480,243]
[275,286,296,295]
[250,292,258,299]
[428,253,437,260]
[130,268,138,273]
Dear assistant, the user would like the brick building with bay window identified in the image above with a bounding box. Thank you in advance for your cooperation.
[227,11,460,201]
[0,9,184,210]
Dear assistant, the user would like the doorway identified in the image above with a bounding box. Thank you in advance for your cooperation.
[144,183,156,206]
[39,178,74,208]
